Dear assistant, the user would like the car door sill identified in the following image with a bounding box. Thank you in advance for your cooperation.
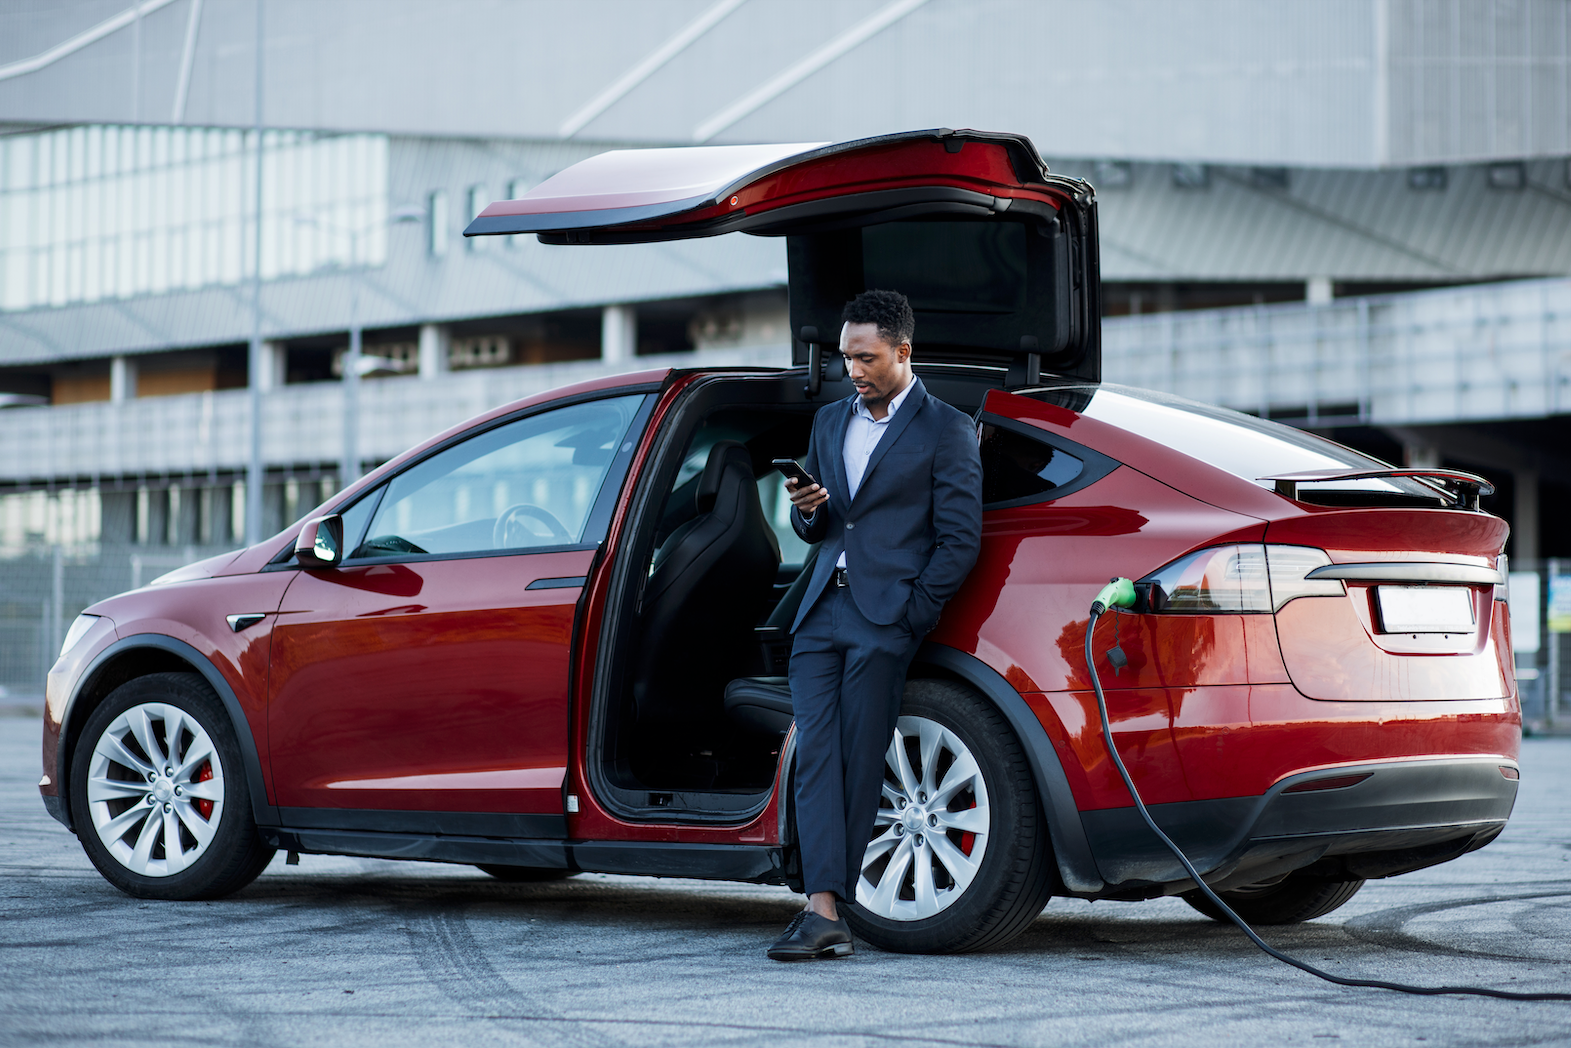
[264,827,788,884]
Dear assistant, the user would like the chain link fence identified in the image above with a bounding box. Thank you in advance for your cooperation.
[0,543,238,703]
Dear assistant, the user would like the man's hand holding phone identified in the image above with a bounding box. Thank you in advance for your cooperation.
[775,458,827,517]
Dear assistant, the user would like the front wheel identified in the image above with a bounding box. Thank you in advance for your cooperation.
[842,679,1054,953]
[1182,873,1365,925]
[69,673,275,900]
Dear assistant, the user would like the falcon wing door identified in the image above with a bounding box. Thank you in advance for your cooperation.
[466,129,1101,385]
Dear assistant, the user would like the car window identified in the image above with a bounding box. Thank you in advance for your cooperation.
[980,424,1086,506]
[1024,383,1444,503]
[354,395,643,559]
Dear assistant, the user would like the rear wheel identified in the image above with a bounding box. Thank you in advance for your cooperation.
[842,679,1054,953]
[69,673,275,900]
[1182,873,1365,925]
[475,864,575,882]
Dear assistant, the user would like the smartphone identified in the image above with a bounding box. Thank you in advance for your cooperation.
[771,458,816,488]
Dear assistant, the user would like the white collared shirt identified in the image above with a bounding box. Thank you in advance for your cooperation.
[835,378,915,569]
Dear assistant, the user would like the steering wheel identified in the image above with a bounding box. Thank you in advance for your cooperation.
[492,503,572,548]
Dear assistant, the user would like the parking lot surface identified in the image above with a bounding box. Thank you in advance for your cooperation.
[2,712,1568,1048]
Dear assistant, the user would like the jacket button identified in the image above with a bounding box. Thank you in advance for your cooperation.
[846,521,855,530]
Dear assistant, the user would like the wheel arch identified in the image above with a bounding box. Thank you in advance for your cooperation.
[55,634,278,833]
[909,642,1105,895]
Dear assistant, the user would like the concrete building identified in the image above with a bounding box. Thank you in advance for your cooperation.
[2,0,1570,688]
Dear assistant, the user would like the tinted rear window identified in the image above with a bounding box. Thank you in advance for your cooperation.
[1021,384,1444,503]
[981,424,1085,505]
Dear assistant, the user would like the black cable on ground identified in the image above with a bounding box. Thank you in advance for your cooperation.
[1084,607,1571,1002]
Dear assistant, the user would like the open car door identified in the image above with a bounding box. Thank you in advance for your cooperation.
[465,129,1102,388]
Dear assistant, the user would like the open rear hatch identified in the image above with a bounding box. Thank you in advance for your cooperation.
[465,129,1101,387]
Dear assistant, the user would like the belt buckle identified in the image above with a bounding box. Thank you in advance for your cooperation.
[834,568,848,587]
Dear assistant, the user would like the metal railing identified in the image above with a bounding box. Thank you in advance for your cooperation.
[1103,277,1571,427]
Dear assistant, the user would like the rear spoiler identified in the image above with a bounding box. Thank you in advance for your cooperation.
[1261,468,1494,511]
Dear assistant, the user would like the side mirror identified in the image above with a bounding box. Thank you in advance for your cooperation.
[294,514,345,568]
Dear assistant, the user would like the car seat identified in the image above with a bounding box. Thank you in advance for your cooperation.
[633,440,780,735]
[720,543,822,738]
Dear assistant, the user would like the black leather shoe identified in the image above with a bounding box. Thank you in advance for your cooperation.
[767,910,854,961]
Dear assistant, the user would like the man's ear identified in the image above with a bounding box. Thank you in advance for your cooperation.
[898,341,912,362]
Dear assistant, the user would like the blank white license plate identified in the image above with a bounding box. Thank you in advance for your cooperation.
[1375,585,1475,634]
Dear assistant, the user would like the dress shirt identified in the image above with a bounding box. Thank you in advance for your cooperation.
[833,379,915,569]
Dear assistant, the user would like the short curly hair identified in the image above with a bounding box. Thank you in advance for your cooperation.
[842,289,915,348]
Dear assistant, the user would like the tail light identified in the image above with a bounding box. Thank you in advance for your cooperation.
[1139,544,1344,613]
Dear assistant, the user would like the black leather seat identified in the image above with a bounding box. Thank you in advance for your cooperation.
[723,676,793,737]
[633,440,780,733]
[720,543,822,738]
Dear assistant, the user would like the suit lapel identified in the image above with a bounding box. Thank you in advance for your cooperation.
[850,377,927,509]
[825,394,856,502]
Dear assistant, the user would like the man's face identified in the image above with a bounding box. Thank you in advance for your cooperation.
[840,322,912,409]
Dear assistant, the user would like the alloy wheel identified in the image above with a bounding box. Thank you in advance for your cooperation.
[857,715,991,920]
[85,701,225,877]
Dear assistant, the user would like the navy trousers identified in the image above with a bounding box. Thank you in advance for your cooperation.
[789,584,920,900]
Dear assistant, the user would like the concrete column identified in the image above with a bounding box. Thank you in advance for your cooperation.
[1306,277,1333,306]
[110,356,138,401]
[601,304,637,363]
[418,324,450,378]
[254,341,287,391]
[1514,467,1540,563]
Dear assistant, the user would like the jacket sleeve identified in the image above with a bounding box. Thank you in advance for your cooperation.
[790,415,829,544]
[904,410,983,634]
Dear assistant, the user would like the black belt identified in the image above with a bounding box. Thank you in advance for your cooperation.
[831,567,849,587]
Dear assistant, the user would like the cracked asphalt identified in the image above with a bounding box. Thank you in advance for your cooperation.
[2,713,1568,1048]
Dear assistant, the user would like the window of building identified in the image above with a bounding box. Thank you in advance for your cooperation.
[0,125,389,312]
[428,190,449,257]
[466,185,490,251]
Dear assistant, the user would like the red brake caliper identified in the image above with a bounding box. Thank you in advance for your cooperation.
[196,762,214,819]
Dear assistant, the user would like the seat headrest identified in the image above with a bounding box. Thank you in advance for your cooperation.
[695,440,751,514]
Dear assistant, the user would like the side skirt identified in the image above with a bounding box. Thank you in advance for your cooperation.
[264,828,790,885]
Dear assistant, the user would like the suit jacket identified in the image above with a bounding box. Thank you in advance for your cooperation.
[790,376,984,635]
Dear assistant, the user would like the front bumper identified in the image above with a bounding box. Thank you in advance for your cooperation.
[1079,756,1518,894]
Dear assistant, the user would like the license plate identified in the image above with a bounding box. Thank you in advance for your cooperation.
[1374,585,1475,634]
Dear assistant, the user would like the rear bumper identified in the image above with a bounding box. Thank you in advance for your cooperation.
[1079,756,1518,895]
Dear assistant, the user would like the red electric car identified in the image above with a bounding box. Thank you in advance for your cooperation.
[42,131,1519,954]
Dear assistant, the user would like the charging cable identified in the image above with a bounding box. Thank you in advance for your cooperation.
[1085,577,1571,1001]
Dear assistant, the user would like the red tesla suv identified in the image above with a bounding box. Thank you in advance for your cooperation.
[42,130,1519,954]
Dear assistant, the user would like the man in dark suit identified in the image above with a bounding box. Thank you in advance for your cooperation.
[768,289,984,961]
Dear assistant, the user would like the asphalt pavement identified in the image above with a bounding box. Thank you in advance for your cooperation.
[3,711,1569,1048]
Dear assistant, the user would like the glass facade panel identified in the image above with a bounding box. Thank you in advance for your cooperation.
[0,125,389,312]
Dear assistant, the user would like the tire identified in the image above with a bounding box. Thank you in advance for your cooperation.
[69,672,276,900]
[475,864,576,882]
[841,679,1055,954]
[1182,873,1365,925]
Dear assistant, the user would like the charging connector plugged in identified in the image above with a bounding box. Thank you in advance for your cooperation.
[1082,581,1570,1002]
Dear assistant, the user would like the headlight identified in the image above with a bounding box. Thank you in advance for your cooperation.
[59,614,99,657]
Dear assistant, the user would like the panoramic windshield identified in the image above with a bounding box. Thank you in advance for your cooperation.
[1022,384,1448,504]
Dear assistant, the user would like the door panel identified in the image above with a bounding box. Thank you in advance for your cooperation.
[265,392,651,825]
[269,548,593,815]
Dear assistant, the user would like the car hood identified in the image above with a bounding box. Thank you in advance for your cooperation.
[145,549,249,586]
